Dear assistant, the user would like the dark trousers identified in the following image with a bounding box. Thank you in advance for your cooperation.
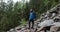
[29,19,34,29]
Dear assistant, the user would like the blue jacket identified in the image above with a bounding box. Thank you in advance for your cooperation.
[29,11,36,20]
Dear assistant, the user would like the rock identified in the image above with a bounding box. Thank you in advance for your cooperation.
[10,29,14,31]
[7,31,10,32]
[7,4,60,32]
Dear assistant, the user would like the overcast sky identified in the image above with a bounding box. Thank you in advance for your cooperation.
[4,0,30,3]
[4,0,20,3]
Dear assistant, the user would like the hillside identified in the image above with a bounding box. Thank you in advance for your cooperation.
[8,3,60,32]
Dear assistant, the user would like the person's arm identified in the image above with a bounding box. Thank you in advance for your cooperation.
[33,12,36,20]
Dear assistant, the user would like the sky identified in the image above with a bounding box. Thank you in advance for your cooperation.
[4,0,30,3]
[4,0,21,3]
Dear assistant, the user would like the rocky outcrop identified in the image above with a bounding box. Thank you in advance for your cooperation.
[8,3,60,32]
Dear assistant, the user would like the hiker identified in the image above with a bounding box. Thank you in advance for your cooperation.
[29,9,36,29]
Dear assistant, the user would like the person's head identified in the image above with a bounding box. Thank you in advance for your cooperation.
[30,9,33,12]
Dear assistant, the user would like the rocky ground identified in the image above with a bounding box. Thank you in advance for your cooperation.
[7,4,60,32]
[7,19,60,32]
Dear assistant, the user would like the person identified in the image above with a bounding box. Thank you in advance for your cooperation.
[29,9,36,29]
